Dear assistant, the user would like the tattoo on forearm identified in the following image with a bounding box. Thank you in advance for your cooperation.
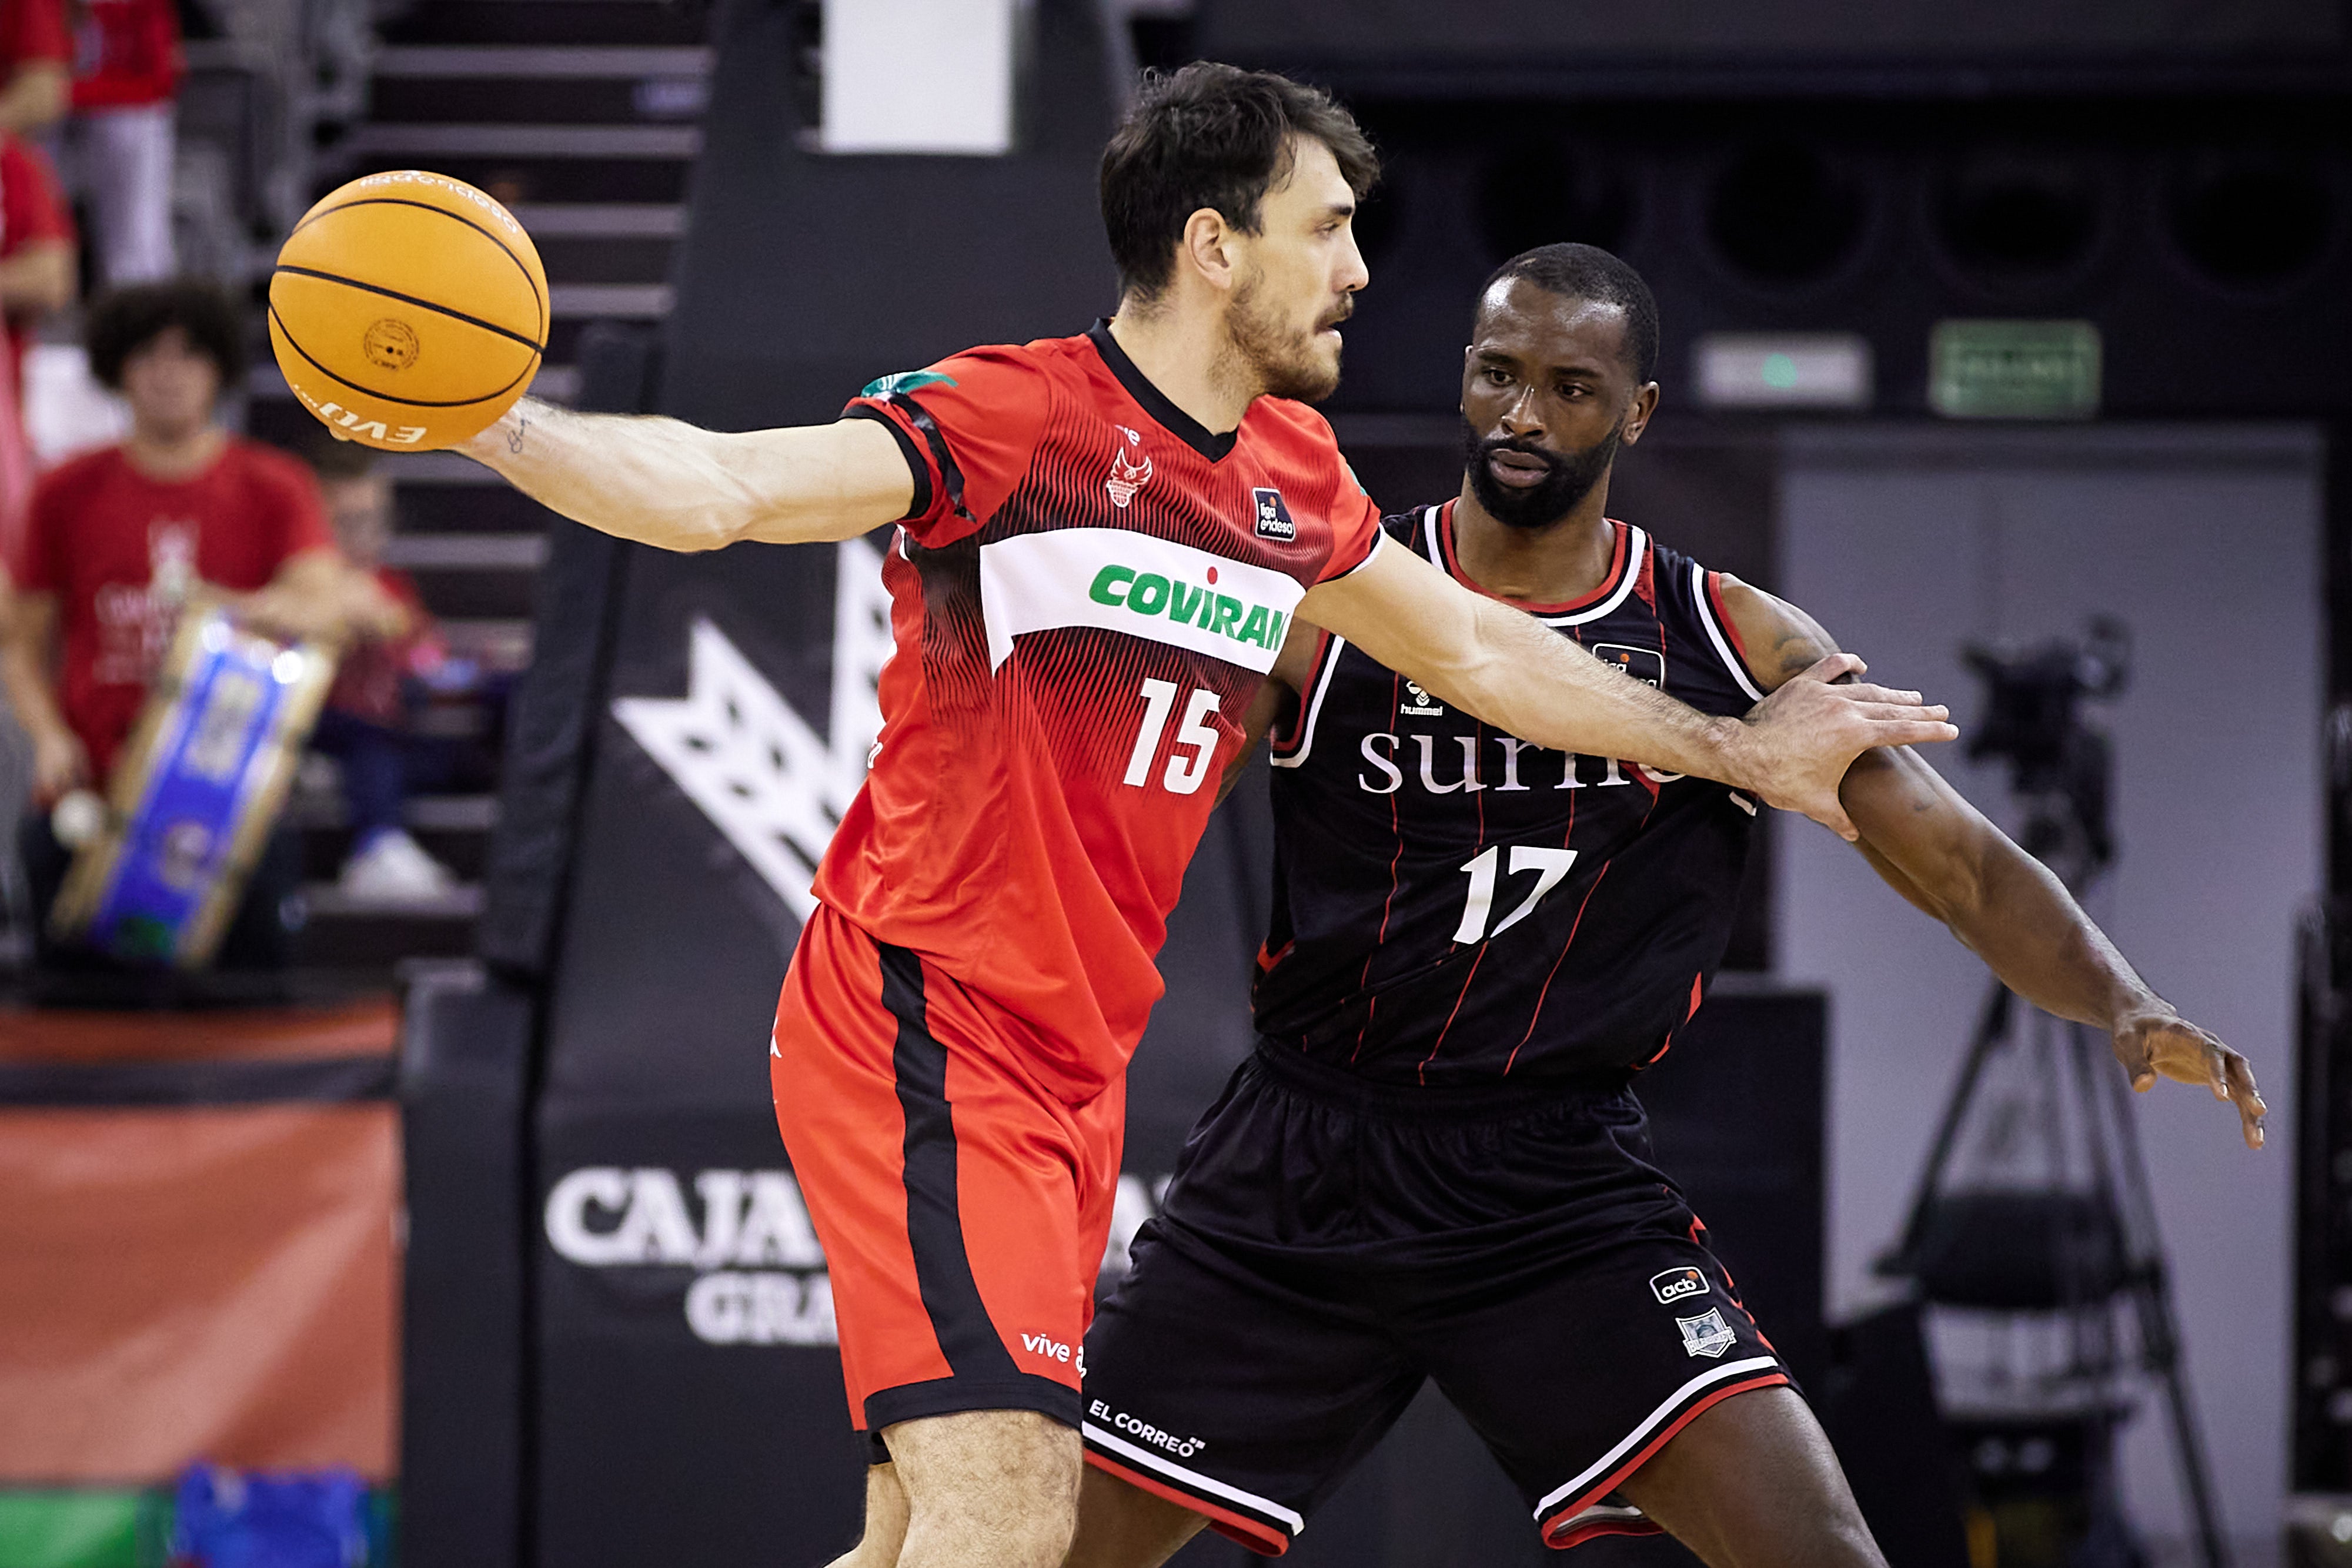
[508,416,528,454]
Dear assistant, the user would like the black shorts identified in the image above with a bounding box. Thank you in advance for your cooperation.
[1080,1044,1794,1556]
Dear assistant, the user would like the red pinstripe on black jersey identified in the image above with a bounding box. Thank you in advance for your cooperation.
[1254,502,1763,1086]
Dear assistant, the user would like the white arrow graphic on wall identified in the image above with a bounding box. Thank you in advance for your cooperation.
[613,537,894,920]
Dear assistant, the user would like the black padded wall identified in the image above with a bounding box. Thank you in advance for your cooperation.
[658,0,1121,434]
[398,964,537,1568]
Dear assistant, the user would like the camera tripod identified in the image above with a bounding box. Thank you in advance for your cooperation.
[1878,623,2229,1568]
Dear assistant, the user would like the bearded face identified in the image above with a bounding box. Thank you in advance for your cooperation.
[1228,263,1351,404]
[1458,412,1625,531]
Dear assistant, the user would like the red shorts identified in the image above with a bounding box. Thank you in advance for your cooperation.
[770,904,1125,1444]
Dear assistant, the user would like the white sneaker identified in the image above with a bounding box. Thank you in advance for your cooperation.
[338,828,458,904]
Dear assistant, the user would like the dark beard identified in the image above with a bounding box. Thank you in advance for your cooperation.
[1459,415,1622,531]
[1230,273,1344,403]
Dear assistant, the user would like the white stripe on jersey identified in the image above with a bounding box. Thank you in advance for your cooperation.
[1422,504,1652,628]
[1541,524,1648,627]
[1688,560,1765,701]
[1269,633,1348,770]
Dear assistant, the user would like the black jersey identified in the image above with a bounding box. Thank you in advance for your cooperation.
[1251,502,1765,1087]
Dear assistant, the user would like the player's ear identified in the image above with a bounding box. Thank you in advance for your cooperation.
[1620,382,1662,446]
[1180,207,1237,294]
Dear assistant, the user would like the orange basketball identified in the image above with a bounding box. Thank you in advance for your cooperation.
[269,170,547,452]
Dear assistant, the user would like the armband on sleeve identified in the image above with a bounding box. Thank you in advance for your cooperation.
[840,349,1050,549]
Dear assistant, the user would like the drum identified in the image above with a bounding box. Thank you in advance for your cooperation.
[50,607,339,968]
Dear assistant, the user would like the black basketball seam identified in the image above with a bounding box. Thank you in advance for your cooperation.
[269,300,539,410]
[272,265,545,355]
[289,195,547,336]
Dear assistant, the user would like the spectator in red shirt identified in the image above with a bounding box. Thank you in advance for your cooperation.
[307,437,466,902]
[0,279,400,967]
[0,129,72,558]
[65,0,178,282]
[0,0,67,134]
[0,132,73,373]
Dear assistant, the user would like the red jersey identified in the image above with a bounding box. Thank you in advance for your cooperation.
[1,134,72,383]
[0,134,68,561]
[0,0,67,73]
[817,324,1383,1102]
[17,440,335,779]
[70,0,178,109]
[0,135,70,265]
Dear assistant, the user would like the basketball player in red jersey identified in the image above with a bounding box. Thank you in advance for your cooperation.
[437,66,1956,1568]
[1062,245,2266,1567]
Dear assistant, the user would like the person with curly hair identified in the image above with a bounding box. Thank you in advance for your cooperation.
[0,278,400,966]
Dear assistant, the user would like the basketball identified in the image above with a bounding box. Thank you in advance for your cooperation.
[268,169,547,452]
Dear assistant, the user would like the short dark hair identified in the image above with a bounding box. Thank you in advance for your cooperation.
[1479,243,1660,385]
[1101,62,1379,302]
[85,279,249,392]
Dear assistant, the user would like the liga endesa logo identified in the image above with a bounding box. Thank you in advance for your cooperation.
[545,1166,1170,1348]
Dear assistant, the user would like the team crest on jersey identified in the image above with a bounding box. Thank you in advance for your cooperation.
[1676,1308,1736,1359]
[1399,679,1443,717]
[1252,487,1297,541]
[1105,426,1153,509]
[1593,644,1665,689]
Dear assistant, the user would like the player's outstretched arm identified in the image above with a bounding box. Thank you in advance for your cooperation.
[1298,541,1958,841]
[1716,576,2266,1150]
[455,397,914,552]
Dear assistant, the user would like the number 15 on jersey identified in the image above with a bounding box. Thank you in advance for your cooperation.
[1124,678,1221,796]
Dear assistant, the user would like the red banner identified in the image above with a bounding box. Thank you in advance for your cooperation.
[0,1003,399,1483]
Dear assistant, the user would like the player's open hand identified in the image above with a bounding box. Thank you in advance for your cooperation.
[1738,654,1959,840]
[2112,1007,2266,1150]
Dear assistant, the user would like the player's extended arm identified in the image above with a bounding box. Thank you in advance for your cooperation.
[455,396,914,551]
[1718,576,2266,1151]
[1298,540,1957,842]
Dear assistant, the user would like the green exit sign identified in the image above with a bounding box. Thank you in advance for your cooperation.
[1930,320,2102,419]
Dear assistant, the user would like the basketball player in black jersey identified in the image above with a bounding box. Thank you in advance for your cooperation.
[1061,245,2267,1567]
